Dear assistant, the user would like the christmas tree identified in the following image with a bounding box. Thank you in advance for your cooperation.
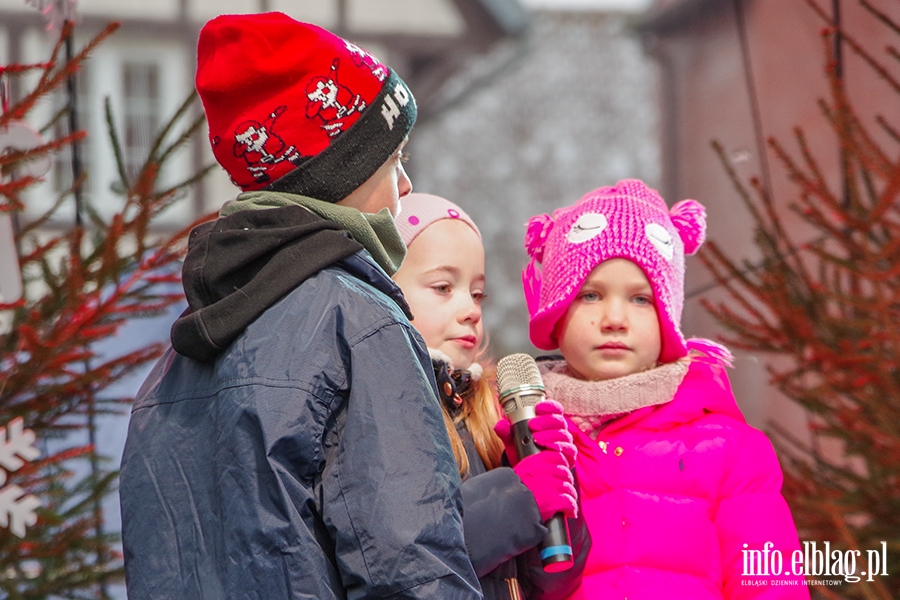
[700,2,898,598]
[0,21,213,597]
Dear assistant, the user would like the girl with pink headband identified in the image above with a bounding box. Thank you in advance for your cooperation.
[395,193,590,600]
[521,179,808,599]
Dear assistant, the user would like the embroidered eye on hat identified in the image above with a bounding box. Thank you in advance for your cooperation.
[195,12,417,202]
[395,193,481,248]
[522,179,706,364]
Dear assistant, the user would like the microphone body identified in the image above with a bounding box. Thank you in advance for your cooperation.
[497,353,574,573]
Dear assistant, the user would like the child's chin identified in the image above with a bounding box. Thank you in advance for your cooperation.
[582,363,633,382]
[442,347,474,371]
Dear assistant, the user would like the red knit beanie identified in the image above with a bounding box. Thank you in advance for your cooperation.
[196,12,417,202]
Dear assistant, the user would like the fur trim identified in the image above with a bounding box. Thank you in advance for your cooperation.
[427,347,483,380]
[428,347,454,366]
[467,362,483,381]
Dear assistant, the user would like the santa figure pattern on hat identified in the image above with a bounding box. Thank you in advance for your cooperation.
[231,106,302,184]
[196,12,416,201]
[523,179,706,364]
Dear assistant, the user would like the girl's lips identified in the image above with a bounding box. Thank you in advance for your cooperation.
[452,336,477,349]
[599,342,629,350]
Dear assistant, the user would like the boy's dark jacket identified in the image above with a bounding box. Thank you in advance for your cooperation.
[119,205,482,599]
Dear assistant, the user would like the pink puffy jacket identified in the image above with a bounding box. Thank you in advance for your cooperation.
[558,352,809,600]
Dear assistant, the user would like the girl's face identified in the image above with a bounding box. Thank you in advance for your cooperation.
[394,219,485,369]
[555,258,661,381]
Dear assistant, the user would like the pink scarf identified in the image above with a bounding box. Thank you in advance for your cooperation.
[538,359,689,439]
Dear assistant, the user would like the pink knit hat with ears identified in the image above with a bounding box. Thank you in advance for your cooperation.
[523,179,706,364]
[396,193,481,247]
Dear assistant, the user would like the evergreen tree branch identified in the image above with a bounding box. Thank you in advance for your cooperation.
[103,96,129,191]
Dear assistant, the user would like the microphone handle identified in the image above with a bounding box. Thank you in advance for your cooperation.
[512,419,574,573]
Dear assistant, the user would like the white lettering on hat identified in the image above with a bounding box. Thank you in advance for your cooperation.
[567,213,608,243]
[393,83,410,107]
[381,96,399,130]
[381,84,410,130]
[646,222,674,260]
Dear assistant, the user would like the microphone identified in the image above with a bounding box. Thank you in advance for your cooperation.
[497,353,574,573]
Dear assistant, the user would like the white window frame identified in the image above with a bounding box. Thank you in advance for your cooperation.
[24,29,194,228]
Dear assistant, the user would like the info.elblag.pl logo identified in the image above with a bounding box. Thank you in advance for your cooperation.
[742,541,889,584]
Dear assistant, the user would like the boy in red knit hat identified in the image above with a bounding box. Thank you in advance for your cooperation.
[120,13,482,599]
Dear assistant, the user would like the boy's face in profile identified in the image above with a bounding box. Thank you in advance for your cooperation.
[555,258,662,381]
[338,140,411,216]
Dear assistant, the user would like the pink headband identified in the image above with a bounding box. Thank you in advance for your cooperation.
[396,193,481,247]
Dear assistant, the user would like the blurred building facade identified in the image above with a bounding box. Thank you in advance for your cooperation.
[637,0,900,430]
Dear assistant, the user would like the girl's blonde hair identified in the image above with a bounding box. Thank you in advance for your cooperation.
[441,357,505,478]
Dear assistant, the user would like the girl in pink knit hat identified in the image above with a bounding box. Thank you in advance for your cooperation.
[521,179,808,599]
[394,193,590,600]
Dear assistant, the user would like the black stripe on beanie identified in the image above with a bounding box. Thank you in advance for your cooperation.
[266,70,417,203]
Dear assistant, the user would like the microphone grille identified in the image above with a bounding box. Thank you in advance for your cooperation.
[497,353,544,394]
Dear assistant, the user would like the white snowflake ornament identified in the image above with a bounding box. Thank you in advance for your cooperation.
[0,417,42,537]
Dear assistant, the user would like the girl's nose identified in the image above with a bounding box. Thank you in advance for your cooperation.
[459,296,482,325]
[600,299,627,331]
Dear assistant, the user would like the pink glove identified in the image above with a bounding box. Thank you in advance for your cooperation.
[513,450,578,521]
[493,400,577,469]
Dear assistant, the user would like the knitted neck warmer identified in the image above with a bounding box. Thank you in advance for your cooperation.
[221,190,406,275]
[538,359,689,438]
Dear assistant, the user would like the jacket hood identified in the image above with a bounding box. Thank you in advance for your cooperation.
[171,205,363,362]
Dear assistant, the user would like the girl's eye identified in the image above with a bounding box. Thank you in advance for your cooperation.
[633,295,653,306]
[433,284,451,295]
[580,291,600,302]
[398,149,411,163]
[472,291,486,305]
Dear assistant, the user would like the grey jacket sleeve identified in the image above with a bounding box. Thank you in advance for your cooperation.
[320,321,483,600]
[461,467,547,577]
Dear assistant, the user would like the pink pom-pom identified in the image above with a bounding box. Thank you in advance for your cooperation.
[524,214,553,263]
[670,199,706,255]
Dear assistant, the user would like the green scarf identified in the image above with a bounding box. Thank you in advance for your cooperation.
[221,191,406,275]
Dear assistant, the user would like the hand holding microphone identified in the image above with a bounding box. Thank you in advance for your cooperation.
[494,400,578,520]
[512,451,578,522]
[496,353,576,573]
[494,400,577,470]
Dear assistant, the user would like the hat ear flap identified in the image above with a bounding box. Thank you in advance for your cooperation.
[522,259,542,318]
[670,199,706,255]
[523,213,552,318]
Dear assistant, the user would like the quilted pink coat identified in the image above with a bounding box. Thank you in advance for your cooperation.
[556,352,809,600]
